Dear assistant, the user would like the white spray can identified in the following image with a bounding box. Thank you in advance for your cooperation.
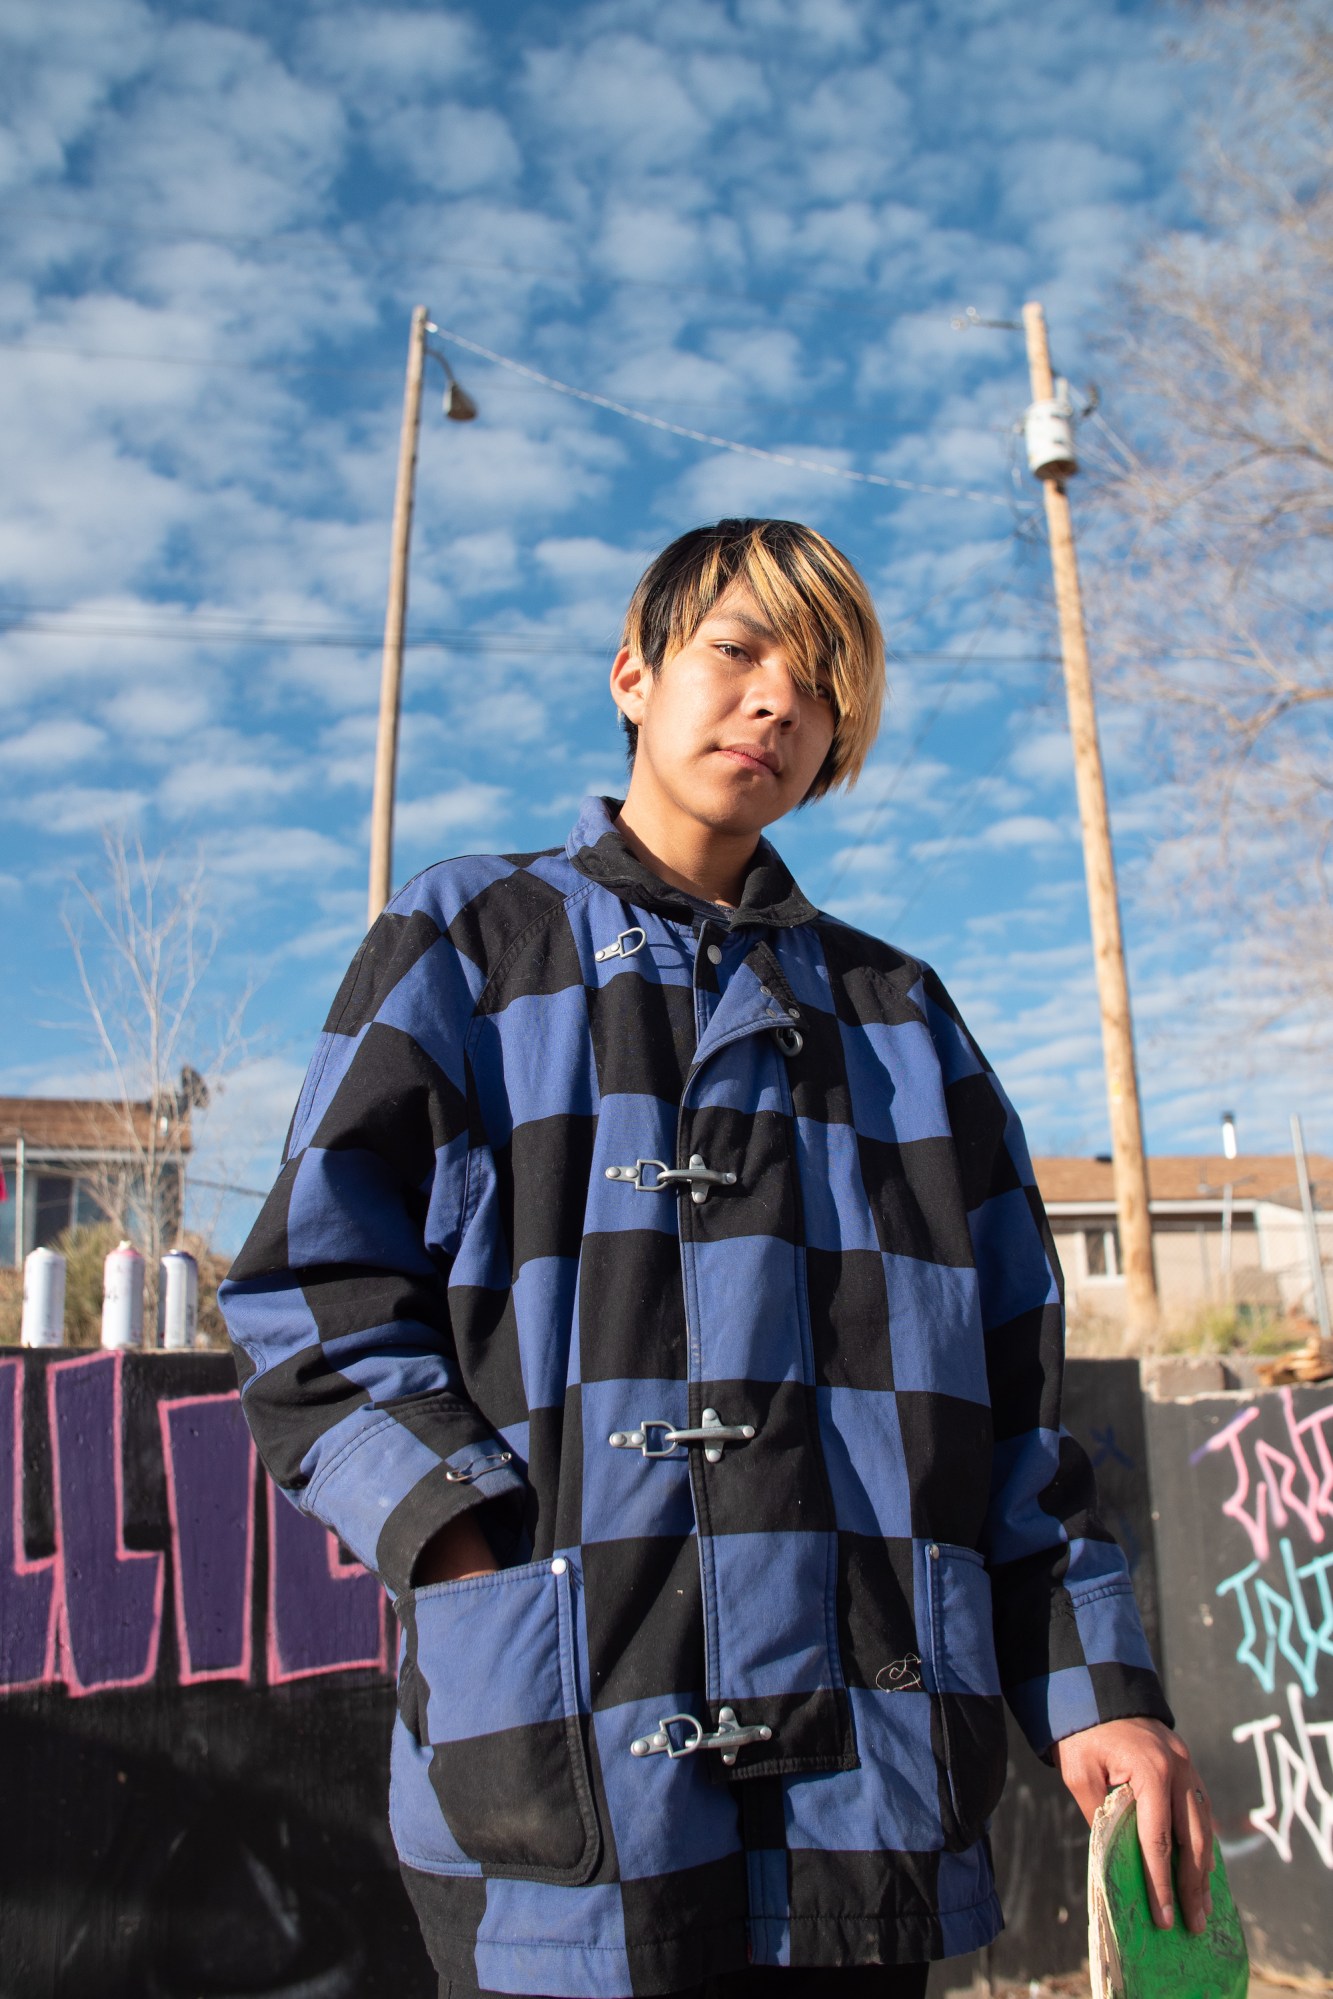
[158,1249,199,1350]
[21,1246,66,1347]
[101,1240,145,1350]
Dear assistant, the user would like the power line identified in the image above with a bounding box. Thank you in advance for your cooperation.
[431,323,1020,509]
[0,603,1058,665]
[0,338,962,423]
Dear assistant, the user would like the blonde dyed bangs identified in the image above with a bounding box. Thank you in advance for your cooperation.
[620,520,885,796]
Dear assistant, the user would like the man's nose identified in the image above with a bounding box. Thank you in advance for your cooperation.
[747,667,800,724]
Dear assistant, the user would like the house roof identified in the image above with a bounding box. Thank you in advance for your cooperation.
[0,1097,193,1155]
[1033,1154,1333,1213]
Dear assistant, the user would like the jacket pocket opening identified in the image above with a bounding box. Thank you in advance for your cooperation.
[396,1558,601,1886]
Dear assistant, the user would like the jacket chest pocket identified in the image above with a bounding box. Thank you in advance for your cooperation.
[395,1558,600,1884]
[924,1542,1008,1852]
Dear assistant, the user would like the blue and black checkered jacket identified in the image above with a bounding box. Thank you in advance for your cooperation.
[222,794,1170,1996]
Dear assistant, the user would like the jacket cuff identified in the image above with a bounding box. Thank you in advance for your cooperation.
[302,1391,528,1597]
[1004,1580,1174,1761]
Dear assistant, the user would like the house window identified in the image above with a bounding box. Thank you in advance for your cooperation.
[1085,1226,1121,1279]
[35,1175,75,1249]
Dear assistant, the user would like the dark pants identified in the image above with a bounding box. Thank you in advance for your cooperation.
[443,1966,930,1998]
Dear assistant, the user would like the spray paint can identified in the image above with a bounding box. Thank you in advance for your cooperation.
[101,1240,145,1350]
[158,1249,199,1350]
[21,1246,66,1347]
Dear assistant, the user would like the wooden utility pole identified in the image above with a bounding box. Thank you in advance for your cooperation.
[368,304,429,929]
[1023,300,1159,1342]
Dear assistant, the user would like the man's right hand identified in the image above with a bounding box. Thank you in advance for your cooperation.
[411,1511,499,1587]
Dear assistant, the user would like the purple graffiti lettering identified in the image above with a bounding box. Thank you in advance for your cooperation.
[266,1487,386,1684]
[160,1393,256,1684]
[0,1359,57,1690]
[49,1354,164,1696]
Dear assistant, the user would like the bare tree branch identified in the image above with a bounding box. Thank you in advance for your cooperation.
[1082,0,1333,1024]
[59,830,252,1324]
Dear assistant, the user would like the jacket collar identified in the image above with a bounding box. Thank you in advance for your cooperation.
[566,795,818,931]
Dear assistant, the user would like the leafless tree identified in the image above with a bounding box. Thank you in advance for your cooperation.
[1084,0,1333,1021]
[60,830,250,1310]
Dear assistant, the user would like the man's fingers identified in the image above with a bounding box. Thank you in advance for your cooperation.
[1135,1783,1177,1930]
[1174,1777,1215,1935]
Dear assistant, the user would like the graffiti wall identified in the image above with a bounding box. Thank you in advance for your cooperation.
[1,1349,433,1999]
[1146,1383,1333,1983]
[8,1348,1322,1994]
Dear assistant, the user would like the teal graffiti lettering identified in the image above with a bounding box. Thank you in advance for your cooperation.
[1218,1539,1333,1699]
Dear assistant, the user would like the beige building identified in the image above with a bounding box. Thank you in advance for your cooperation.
[0,1092,196,1268]
[1034,1153,1333,1326]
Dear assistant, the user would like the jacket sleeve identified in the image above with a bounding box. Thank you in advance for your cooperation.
[920,966,1173,1759]
[219,890,527,1597]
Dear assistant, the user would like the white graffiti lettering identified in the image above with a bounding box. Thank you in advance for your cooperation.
[1233,1684,1333,1868]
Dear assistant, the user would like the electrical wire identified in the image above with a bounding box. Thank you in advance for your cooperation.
[0,602,1059,665]
[0,338,969,423]
[429,323,1020,509]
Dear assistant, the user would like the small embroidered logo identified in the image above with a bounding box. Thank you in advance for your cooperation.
[874,1655,922,1692]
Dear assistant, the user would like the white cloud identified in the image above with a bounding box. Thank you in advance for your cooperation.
[979,813,1068,851]
[393,779,509,847]
[0,718,105,769]
[207,825,351,883]
[301,7,482,100]
[20,784,147,834]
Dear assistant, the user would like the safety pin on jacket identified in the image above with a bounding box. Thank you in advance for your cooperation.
[594,927,646,963]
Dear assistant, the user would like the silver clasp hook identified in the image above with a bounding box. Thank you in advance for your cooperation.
[608,1408,756,1463]
[630,1705,773,1766]
[604,1154,737,1204]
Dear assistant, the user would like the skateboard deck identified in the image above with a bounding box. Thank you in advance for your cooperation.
[1088,1785,1248,1999]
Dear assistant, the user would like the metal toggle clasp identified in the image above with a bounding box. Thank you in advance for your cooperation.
[594,927,647,963]
[630,1705,773,1766]
[443,1450,513,1485]
[608,1408,756,1464]
[604,1154,737,1205]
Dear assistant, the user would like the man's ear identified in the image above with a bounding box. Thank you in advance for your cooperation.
[609,646,653,724]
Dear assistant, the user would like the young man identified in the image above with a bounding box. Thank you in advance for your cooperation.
[222,519,1211,1999]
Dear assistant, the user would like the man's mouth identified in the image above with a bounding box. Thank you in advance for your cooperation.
[717,745,779,776]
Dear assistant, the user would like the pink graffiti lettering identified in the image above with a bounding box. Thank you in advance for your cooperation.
[0,1353,390,1698]
[1197,1390,1333,1564]
[159,1392,257,1686]
[0,1358,58,1690]
[50,1354,164,1696]
[267,1489,388,1684]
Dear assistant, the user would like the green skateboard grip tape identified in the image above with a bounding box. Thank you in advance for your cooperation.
[1088,1787,1248,1999]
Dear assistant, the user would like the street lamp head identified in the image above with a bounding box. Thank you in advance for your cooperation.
[1221,1111,1238,1161]
[443,377,478,422]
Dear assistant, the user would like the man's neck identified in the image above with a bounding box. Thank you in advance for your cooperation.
[613,795,760,909]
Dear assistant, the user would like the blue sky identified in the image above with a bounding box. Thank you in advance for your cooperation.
[4,0,1328,1248]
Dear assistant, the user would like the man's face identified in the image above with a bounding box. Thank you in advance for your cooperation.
[611,582,837,842]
